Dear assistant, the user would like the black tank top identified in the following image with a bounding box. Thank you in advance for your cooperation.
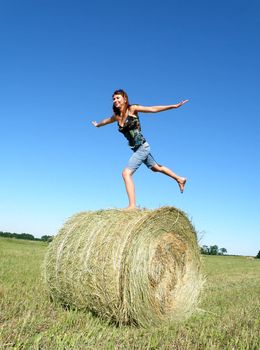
[118,111,146,150]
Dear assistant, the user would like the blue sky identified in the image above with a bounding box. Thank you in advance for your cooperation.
[0,0,259,256]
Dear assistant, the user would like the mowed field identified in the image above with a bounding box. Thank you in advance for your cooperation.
[1,237,260,350]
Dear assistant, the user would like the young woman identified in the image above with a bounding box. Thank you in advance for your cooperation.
[92,89,188,209]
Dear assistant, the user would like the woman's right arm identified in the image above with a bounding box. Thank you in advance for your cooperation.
[92,115,116,128]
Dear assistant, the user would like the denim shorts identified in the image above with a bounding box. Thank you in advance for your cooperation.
[126,142,157,174]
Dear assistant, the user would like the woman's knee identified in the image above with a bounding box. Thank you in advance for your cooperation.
[122,168,132,179]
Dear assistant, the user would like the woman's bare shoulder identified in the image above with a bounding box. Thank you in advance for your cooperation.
[128,104,139,115]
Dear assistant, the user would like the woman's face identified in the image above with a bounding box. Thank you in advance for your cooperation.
[113,94,126,110]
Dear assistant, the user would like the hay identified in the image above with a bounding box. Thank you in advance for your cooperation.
[44,206,204,327]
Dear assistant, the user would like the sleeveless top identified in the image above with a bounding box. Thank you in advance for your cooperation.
[118,110,146,150]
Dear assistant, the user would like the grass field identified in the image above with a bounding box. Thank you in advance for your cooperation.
[1,237,260,350]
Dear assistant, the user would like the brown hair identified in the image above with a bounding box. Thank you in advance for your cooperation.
[112,89,130,115]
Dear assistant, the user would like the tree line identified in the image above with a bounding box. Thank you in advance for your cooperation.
[0,231,53,242]
[201,245,260,259]
[200,245,227,255]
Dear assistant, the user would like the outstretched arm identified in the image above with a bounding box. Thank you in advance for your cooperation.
[130,99,189,114]
[92,115,116,128]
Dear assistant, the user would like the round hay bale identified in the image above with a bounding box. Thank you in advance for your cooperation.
[44,206,204,327]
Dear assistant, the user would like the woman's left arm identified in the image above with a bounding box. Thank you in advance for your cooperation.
[130,99,189,114]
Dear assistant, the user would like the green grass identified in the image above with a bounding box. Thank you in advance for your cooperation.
[1,237,260,350]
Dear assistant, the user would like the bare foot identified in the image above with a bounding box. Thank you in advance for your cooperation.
[178,178,187,193]
[122,206,136,211]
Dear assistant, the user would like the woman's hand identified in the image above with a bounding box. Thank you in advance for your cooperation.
[175,99,189,108]
[91,116,116,128]
[92,121,98,127]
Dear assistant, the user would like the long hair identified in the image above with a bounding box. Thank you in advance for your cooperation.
[112,89,130,116]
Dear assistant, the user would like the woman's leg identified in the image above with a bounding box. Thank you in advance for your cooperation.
[122,168,136,209]
[122,143,151,209]
[151,164,187,193]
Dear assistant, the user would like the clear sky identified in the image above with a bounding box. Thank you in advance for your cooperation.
[0,0,259,256]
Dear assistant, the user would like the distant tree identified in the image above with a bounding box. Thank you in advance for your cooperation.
[209,245,219,255]
[19,233,35,240]
[41,235,53,242]
[256,250,260,259]
[0,231,11,238]
[219,248,227,255]
[201,245,210,255]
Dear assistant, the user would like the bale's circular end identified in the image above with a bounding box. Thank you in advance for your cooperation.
[44,207,204,327]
